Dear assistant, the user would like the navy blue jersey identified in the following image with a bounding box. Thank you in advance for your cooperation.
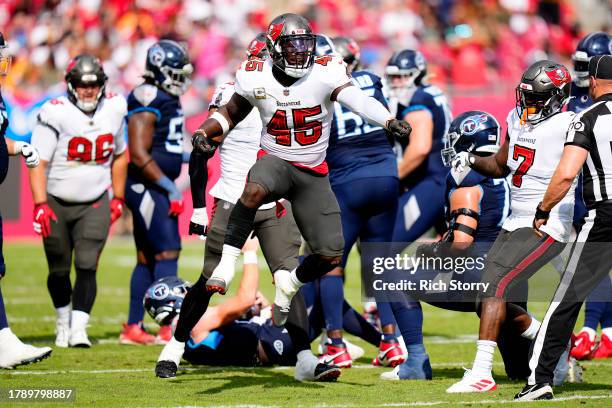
[568,83,592,114]
[127,83,184,181]
[327,70,397,185]
[0,92,8,185]
[397,85,451,187]
[445,169,510,245]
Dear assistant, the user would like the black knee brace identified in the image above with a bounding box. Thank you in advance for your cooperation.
[224,200,258,249]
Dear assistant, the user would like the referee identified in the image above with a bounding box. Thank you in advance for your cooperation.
[516,54,612,401]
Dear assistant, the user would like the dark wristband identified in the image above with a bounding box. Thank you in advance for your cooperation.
[535,202,551,220]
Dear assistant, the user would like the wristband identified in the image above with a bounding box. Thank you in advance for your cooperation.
[243,251,258,265]
[535,201,551,220]
[210,111,230,136]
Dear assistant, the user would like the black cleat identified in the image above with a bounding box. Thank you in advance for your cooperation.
[514,383,554,401]
[313,362,341,382]
[155,360,177,378]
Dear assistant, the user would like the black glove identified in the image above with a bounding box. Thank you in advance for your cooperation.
[189,221,207,236]
[191,130,219,156]
[386,118,412,140]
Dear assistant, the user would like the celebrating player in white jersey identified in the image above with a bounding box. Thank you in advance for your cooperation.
[28,54,128,348]
[156,13,411,380]
[447,60,576,393]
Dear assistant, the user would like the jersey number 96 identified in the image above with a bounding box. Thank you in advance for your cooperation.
[67,134,114,164]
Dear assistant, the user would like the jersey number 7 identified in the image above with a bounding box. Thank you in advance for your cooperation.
[512,145,535,188]
[267,106,323,146]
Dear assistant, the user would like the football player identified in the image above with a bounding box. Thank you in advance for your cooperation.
[447,61,576,392]
[385,50,452,243]
[316,35,405,369]
[28,54,128,348]
[160,12,411,380]
[158,34,340,381]
[568,32,612,360]
[0,31,51,368]
[121,40,192,345]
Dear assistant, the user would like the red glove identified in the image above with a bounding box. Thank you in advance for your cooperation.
[169,199,184,217]
[33,203,58,238]
[110,197,125,224]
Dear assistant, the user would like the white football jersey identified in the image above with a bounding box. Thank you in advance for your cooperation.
[208,81,274,209]
[503,109,577,242]
[234,55,351,168]
[31,94,127,203]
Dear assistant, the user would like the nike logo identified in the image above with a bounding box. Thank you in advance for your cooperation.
[574,338,583,346]
[517,385,537,397]
[320,352,346,364]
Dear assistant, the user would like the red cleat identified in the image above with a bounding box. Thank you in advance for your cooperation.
[119,323,156,345]
[571,331,597,360]
[372,339,406,367]
[594,333,612,359]
[155,325,173,345]
[319,342,352,368]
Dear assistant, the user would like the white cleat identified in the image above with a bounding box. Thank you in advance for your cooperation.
[446,368,497,393]
[272,270,299,327]
[0,329,52,369]
[55,321,70,348]
[206,259,236,295]
[295,350,341,382]
[380,366,400,381]
[69,328,91,348]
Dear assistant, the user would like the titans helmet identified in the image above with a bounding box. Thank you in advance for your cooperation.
[144,277,191,325]
[144,40,193,96]
[315,34,336,57]
[441,110,501,167]
[385,49,427,102]
[0,31,11,76]
[572,32,612,87]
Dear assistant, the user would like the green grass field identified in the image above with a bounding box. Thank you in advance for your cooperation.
[1,239,611,407]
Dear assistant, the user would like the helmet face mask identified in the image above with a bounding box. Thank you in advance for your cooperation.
[0,46,11,77]
[145,40,192,97]
[159,63,193,96]
[572,32,611,88]
[266,13,316,79]
[441,111,500,167]
[65,54,108,113]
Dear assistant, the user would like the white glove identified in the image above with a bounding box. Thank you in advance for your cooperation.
[14,141,40,168]
[450,151,474,174]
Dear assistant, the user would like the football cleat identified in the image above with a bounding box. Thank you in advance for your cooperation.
[446,368,496,393]
[120,323,156,345]
[295,351,341,382]
[514,383,554,401]
[55,320,70,348]
[372,339,406,367]
[0,329,52,369]
[594,333,612,359]
[272,269,299,327]
[69,328,91,348]
[155,325,173,345]
[566,357,583,383]
[571,330,597,360]
[381,354,433,380]
[206,259,236,294]
[319,342,352,368]
[155,360,177,378]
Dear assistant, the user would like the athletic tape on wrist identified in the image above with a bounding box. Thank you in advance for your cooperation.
[210,111,230,136]
[243,251,258,265]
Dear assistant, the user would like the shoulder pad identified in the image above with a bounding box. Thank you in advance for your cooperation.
[133,84,159,107]
[104,93,128,114]
[37,98,65,135]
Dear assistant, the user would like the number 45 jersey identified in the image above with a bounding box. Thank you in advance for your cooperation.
[234,55,351,171]
[503,108,576,242]
[127,84,185,182]
[32,94,127,203]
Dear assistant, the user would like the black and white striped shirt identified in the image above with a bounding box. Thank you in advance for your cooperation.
[566,93,612,208]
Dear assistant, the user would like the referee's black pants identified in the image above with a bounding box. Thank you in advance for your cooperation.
[528,203,612,385]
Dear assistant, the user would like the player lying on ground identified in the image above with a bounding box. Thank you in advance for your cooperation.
[447,60,576,393]
[29,54,128,348]
[157,32,341,381]
[160,13,411,381]
[0,31,51,367]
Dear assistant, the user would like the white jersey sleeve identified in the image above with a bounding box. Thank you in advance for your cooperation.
[317,55,352,93]
[210,82,236,109]
[32,102,61,161]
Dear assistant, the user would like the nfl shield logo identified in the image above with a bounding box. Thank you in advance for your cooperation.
[283,89,290,96]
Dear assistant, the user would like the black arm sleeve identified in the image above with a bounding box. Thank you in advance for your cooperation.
[189,150,210,209]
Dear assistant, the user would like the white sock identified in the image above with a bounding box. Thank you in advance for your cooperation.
[221,244,241,262]
[601,327,612,339]
[521,317,541,340]
[56,304,71,326]
[289,268,304,289]
[158,336,185,364]
[472,340,496,377]
[580,326,597,342]
[71,311,89,332]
